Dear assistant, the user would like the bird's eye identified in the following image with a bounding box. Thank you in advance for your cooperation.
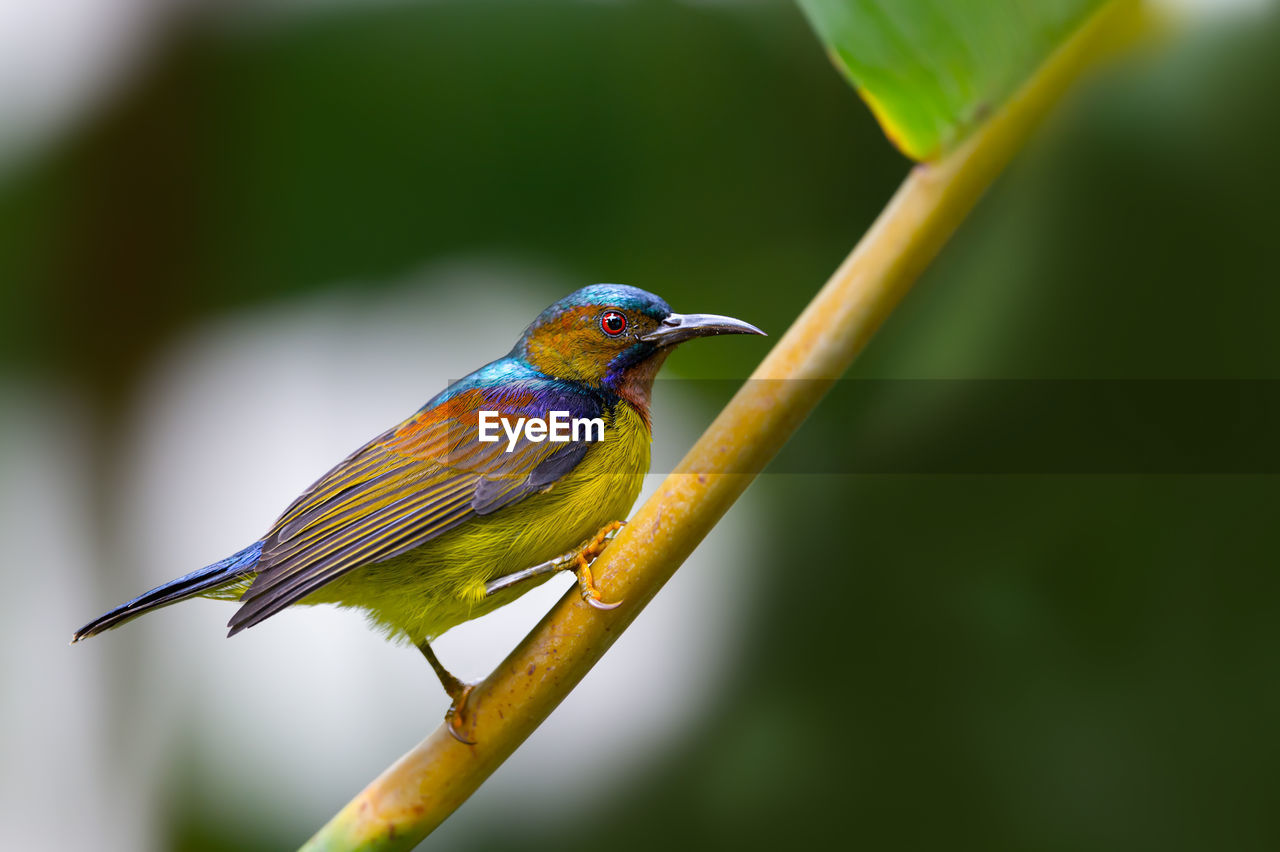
[600,311,627,336]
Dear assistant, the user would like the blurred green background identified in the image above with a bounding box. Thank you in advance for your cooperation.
[2,1,1278,850]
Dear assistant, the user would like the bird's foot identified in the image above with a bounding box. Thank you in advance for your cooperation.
[572,521,625,610]
[419,641,478,744]
[443,682,477,746]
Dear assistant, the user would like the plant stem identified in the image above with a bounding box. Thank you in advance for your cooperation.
[300,3,1141,849]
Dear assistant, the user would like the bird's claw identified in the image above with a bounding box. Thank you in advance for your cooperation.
[444,683,477,745]
[585,593,622,611]
[572,521,625,610]
[579,569,623,610]
[576,555,622,609]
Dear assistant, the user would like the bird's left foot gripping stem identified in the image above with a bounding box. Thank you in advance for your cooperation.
[571,521,625,610]
[418,641,476,745]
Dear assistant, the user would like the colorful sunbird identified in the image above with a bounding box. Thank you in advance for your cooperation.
[73,284,764,741]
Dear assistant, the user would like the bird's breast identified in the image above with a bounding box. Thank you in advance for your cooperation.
[475,399,651,572]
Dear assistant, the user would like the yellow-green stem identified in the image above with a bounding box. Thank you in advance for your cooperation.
[301,3,1141,849]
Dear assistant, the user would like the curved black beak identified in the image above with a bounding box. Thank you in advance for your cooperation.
[640,312,766,348]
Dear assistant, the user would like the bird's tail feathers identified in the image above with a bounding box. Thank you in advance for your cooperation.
[71,541,263,643]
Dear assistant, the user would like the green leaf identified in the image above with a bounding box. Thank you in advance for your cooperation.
[798,0,1107,161]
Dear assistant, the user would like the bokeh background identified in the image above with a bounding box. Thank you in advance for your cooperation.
[3,1,1279,850]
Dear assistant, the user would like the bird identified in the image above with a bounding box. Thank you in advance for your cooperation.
[72,284,764,742]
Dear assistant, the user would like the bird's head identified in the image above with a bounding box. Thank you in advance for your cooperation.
[513,283,764,412]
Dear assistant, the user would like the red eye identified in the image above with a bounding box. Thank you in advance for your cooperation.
[600,311,627,336]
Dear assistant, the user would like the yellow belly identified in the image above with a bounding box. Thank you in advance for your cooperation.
[304,402,650,644]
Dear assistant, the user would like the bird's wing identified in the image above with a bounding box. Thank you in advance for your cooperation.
[227,382,602,634]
